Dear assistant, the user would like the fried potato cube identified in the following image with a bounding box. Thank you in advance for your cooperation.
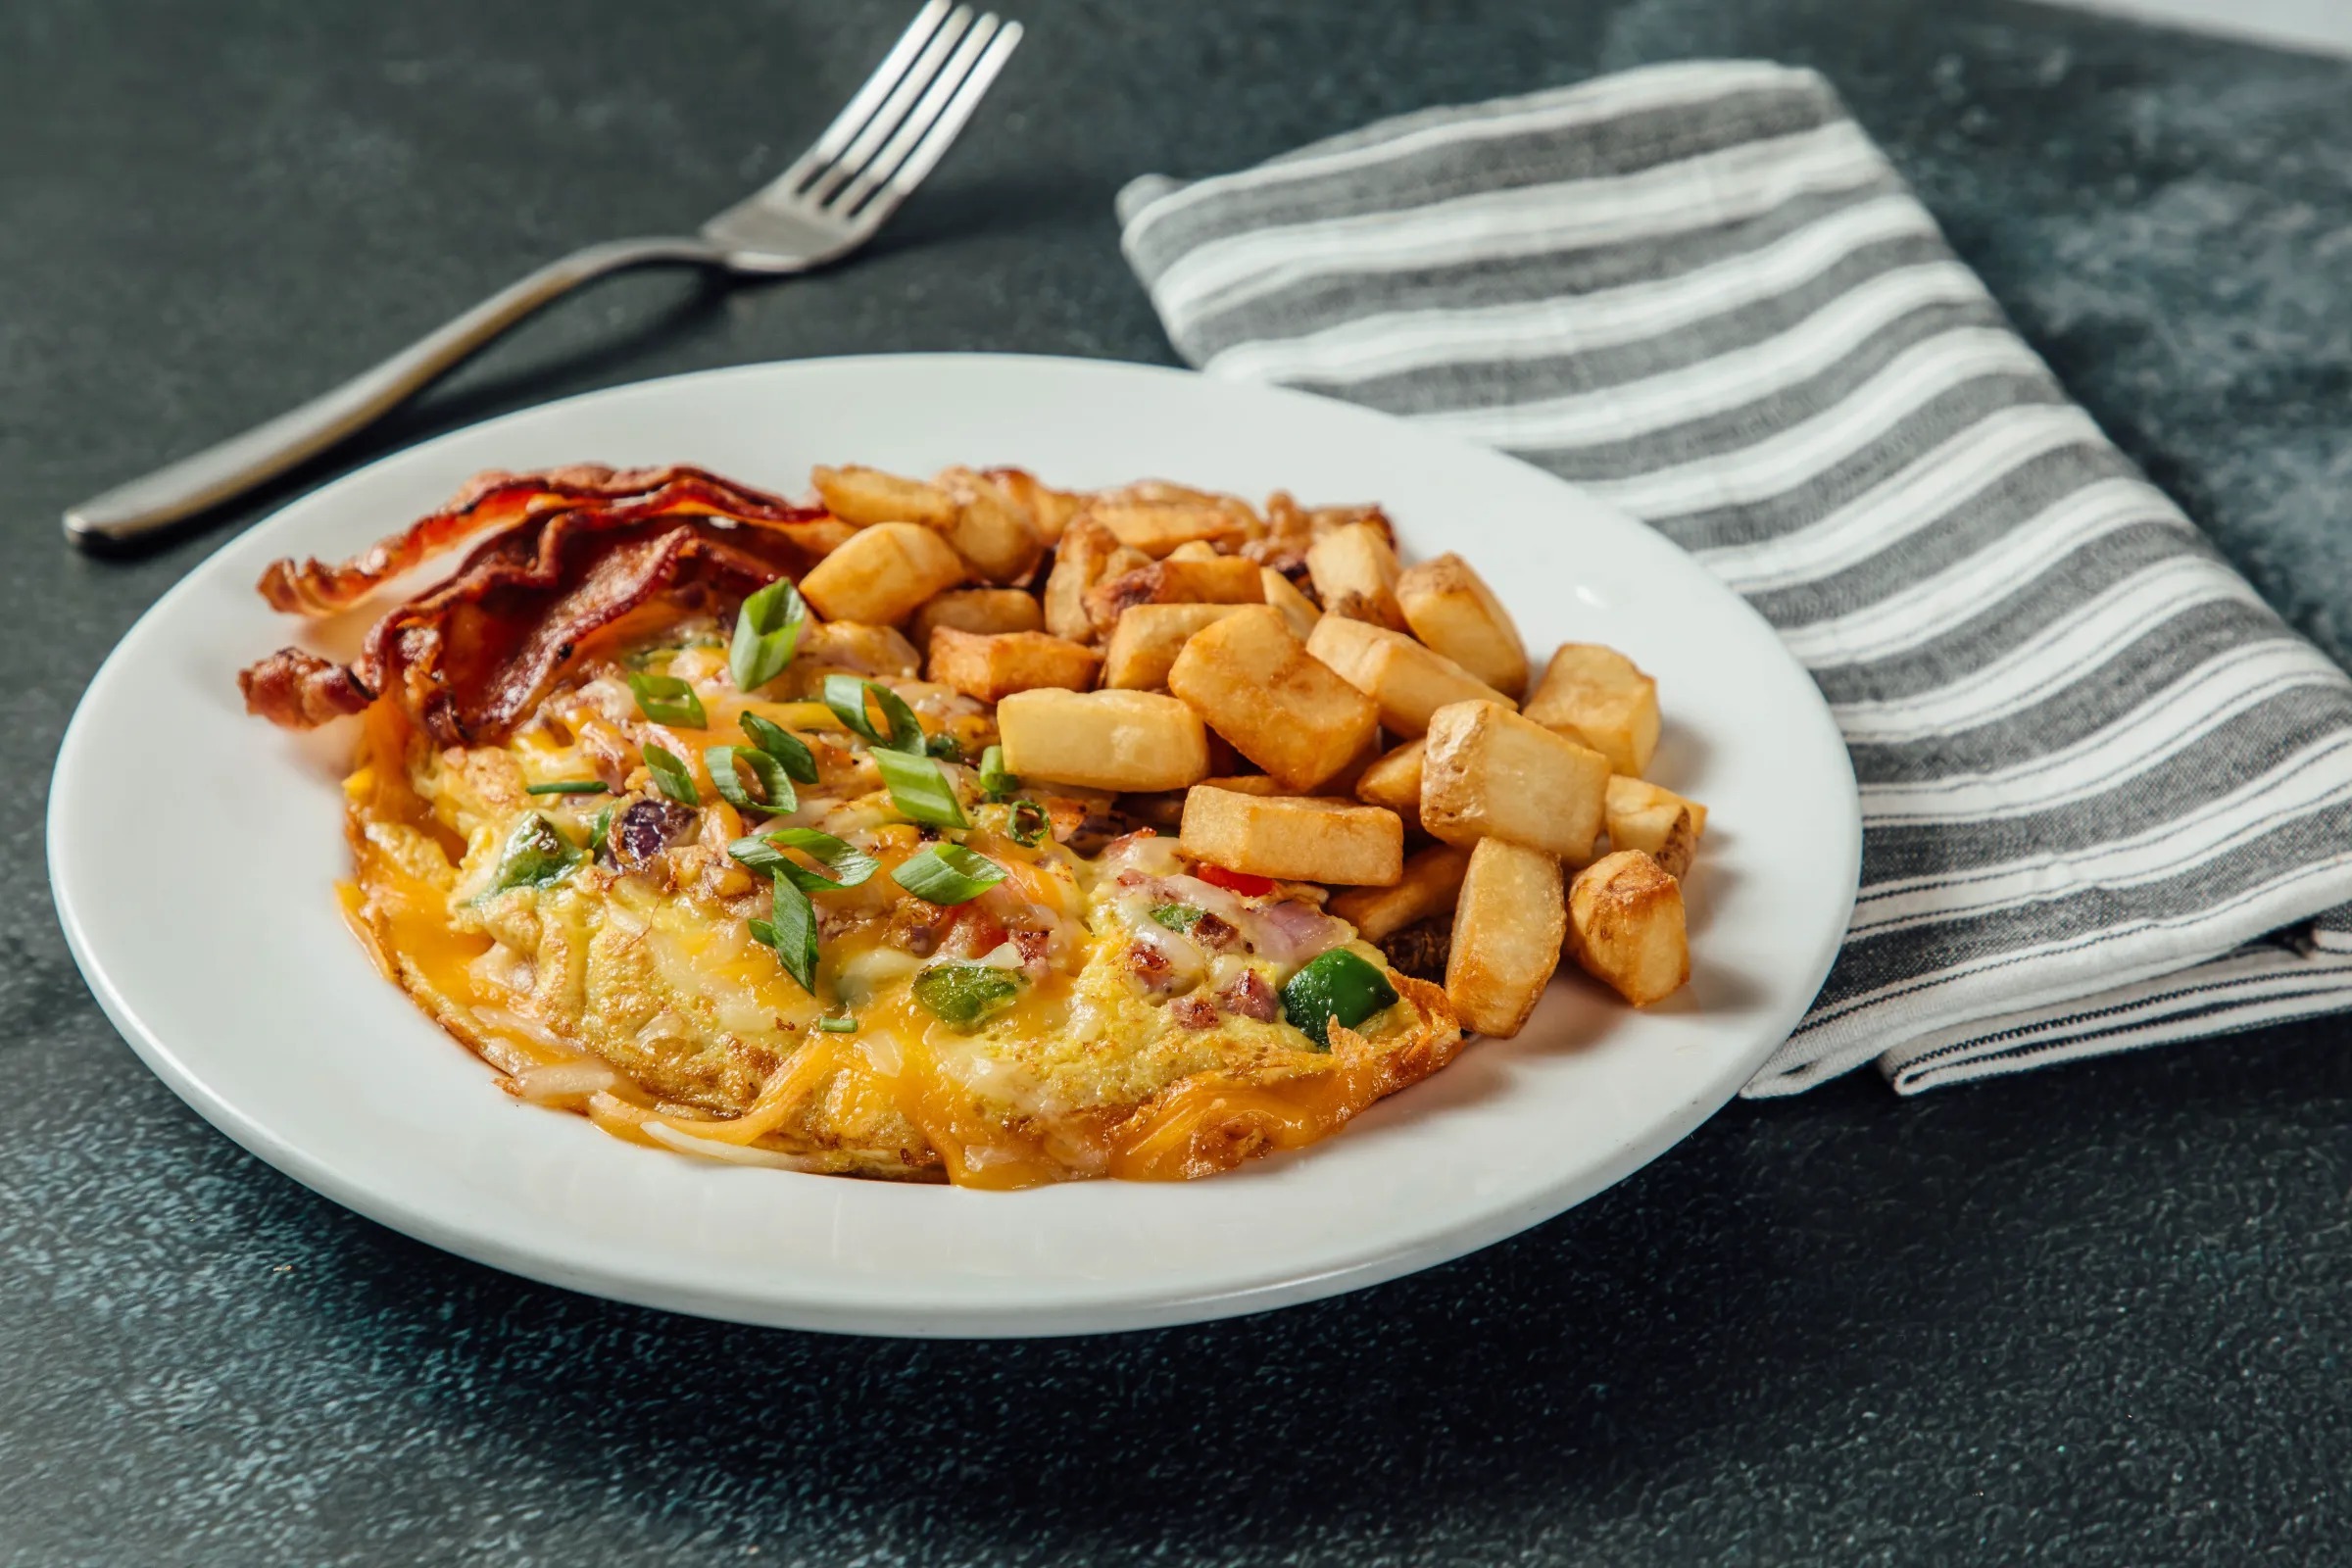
[1168,607,1380,793]
[1525,643,1660,777]
[1101,603,1250,690]
[1089,499,1253,557]
[1195,773,1289,797]
[1330,844,1470,942]
[1166,540,1222,563]
[798,521,966,626]
[770,620,922,697]
[1353,737,1425,831]
[982,466,1083,544]
[1179,787,1403,886]
[1418,700,1609,859]
[932,466,1046,584]
[909,587,1045,649]
[1042,516,1124,643]
[1260,567,1322,640]
[1306,616,1518,737]
[1305,521,1406,630]
[1446,838,1565,1037]
[1084,555,1264,637]
[811,464,957,528]
[786,620,921,678]
[1396,553,1529,698]
[996,688,1208,792]
[1605,775,1707,879]
[1567,850,1690,1005]
[926,629,1102,703]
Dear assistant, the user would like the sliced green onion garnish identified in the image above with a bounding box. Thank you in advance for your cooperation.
[728,828,879,893]
[523,779,609,796]
[729,577,808,694]
[705,745,796,816]
[891,843,1006,905]
[911,962,1023,1031]
[1007,799,1050,847]
[978,744,1018,801]
[484,814,583,896]
[816,1015,859,1034]
[747,875,819,993]
[740,712,819,784]
[1279,948,1400,1052]
[1149,904,1203,932]
[873,748,967,828]
[822,673,925,754]
[624,671,708,729]
[641,743,701,808]
[588,804,614,856]
[924,732,965,764]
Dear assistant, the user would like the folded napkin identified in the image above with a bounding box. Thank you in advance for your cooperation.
[1115,61,2352,1095]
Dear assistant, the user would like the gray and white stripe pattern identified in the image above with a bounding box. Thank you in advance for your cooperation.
[1115,61,2352,1095]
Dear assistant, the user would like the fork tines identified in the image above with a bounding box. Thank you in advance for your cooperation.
[779,1,1022,219]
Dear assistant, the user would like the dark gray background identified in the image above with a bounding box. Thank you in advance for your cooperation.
[6,2,2350,1564]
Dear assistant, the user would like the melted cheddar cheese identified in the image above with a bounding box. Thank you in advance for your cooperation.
[340,622,1461,1186]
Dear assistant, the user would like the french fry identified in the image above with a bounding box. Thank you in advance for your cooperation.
[996,688,1208,792]
[1042,516,1122,643]
[926,629,1102,703]
[1419,700,1609,859]
[810,465,957,528]
[797,521,966,626]
[933,466,1046,584]
[909,587,1045,649]
[982,466,1083,544]
[1260,567,1322,640]
[1084,555,1264,638]
[1525,644,1660,777]
[1179,787,1403,886]
[1167,606,1380,792]
[1166,540,1221,563]
[1102,604,1251,690]
[1353,737,1424,831]
[1305,520,1407,630]
[1566,850,1689,1005]
[1605,775,1707,879]
[1306,616,1517,736]
[1396,553,1529,698]
[1088,499,1253,557]
[1446,838,1565,1037]
[1330,845,1471,942]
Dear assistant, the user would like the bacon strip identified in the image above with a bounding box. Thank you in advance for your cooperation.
[240,469,843,746]
[238,647,375,727]
[256,465,827,616]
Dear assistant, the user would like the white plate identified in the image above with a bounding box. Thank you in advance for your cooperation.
[51,355,1857,1338]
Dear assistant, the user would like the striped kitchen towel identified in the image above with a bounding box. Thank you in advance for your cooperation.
[1115,61,2352,1095]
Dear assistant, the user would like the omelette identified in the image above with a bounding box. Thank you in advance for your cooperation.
[242,464,1465,1187]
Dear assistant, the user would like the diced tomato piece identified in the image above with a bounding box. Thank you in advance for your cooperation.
[940,907,1008,959]
[1196,863,1276,897]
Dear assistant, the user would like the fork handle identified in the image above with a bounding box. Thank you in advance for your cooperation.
[64,235,725,546]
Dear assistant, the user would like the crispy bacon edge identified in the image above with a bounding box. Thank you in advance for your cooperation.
[238,467,842,747]
[238,648,376,727]
[255,464,825,616]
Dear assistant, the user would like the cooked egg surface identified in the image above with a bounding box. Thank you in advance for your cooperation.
[340,625,1460,1187]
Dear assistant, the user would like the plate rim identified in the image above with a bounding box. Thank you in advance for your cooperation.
[49,351,1860,1337]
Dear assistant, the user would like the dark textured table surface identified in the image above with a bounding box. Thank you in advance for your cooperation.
[7,2,2352,1564]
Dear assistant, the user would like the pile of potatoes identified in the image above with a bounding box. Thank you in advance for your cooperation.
[792,464,1706,1038]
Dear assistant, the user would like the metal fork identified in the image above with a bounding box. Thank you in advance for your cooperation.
[64,2,1021,547]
